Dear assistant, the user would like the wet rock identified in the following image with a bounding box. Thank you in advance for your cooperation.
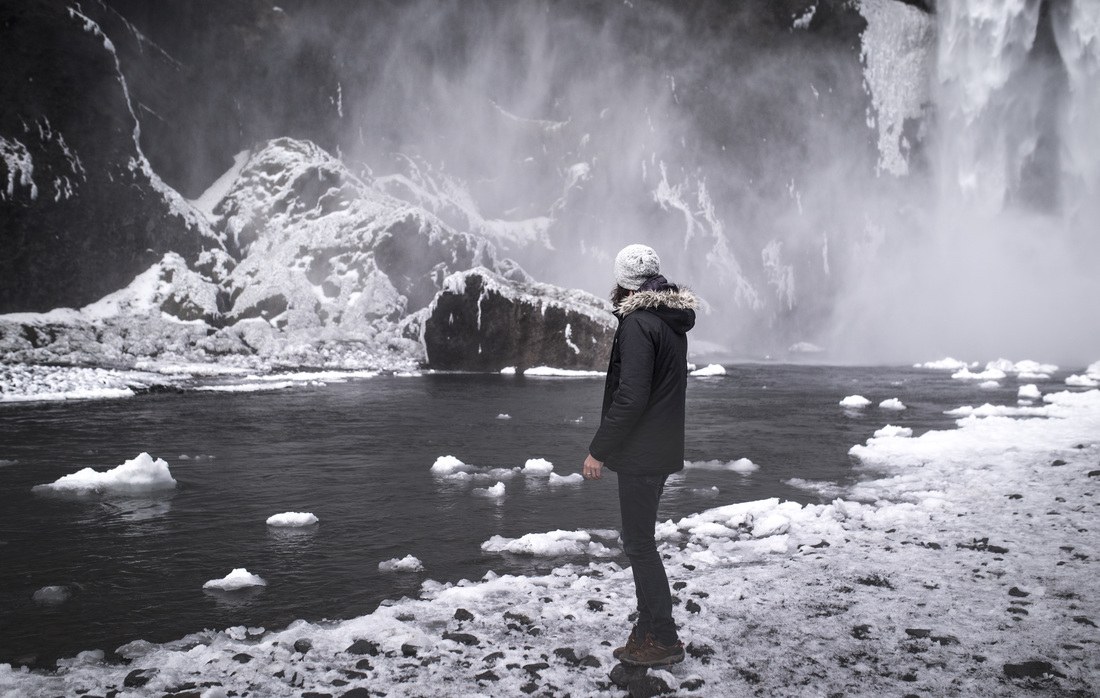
[454,608,475,622]
[685,599,702,614]
[1009,586,1030,597]
[302,693,333,698]
[401,643,418,657]
[610,662,649,688]
[1003,660,1066,679]
[904,629,932,639]
[1073,616,1096,627]
[931,635,959,646]
[123,668,157,688]
[293,638,313,654]
[686,642,715,664]
[1087,470,1100,478]
[523,661,550,676]
[1007,607,1029,616]
[422,268,615,371]
[629,672,674,697]
[586,600,606,612]
[475,670,500,682]
[339,689,374,698]
[519,682,539,694]
[354,658,372,671]
[680,677,706,691]
[1007,493,1023,500]
[231,652,253,664]
[851,624,872,640]
[482,651,505,663]
[442,631,480,646]
[672,581,688,591]
[1051,459,1067,466]
[345,639,380,656]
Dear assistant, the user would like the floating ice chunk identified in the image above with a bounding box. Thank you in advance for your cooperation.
[684,458,759,473]
[873,425,913,438]
[56,650,105,668]
[33,452,176,494]
[378,555,424,572]
[522,458,554,475]
[430,455,469,475]
[548,472,583,485]
[952,367,1006,381]
[1012,360,1058,375]
[914,357,972,370]
[1017,372,1050,380]
[1087,360,1100,379]
[979,380,1001,389]
[985,358,1015,372]
[1065,374,1099,387]
[481,529,591,556]
[691,363,727,377]
[473,481,506,497]
[496,413,512,420]
[499,367,517,375]
[879,398,906,410]
[1018,384,1042,400]
[0,459,16,466]
[33,585,70,605]
[195,381,295,393]
[203,568,266,591]
[839,395,871,408]
[266,512,318,527]
[523,366,603,377]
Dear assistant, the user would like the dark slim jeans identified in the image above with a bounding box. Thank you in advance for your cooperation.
[617,472,678,645]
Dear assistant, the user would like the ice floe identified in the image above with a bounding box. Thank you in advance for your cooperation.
[683,458,759,474]
[266,512,319,527]
[1018,384,1042,400]
[839,394,871,408]
[473,482,506,497]
[32,453,176,495]
[872,424,913,438]
[1066,374,1099,387]
[522,366,603,377]
[202,569,267,591]
[521,458,554,475]
[547,472,584,485]
[378,555,425,573]
[878,397,906,410]
[690,363,726,377]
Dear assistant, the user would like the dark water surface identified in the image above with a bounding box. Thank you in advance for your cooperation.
[0,365,1003,664]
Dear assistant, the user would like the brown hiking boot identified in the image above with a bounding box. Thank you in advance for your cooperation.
[621,634,685,667]
[612,625,642,660]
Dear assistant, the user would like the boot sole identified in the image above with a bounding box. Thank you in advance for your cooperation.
[620,651,685,667]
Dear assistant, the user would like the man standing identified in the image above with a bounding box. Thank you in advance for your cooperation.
[582,243,697,667]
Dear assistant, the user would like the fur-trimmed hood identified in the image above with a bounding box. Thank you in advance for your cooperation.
[617,287,698,335]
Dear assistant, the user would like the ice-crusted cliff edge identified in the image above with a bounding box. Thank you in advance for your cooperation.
[0,138,615,372]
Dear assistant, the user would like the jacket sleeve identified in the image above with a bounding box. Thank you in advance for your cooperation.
[588,315,655,460]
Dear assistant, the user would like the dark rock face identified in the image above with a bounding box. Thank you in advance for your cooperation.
[0,1,214,314]
[422,268,615,372]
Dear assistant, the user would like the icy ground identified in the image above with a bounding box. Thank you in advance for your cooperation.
[2,384,1098,695]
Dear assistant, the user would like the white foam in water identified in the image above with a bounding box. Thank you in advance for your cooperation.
[378,555,424,573]
[33,453,176,494]
[839,394,871,408]
[266,512,319,527]
[521,458,554,475]
[473,481,506,497]
[878,398,906,410]
[684,458,759,473]
[202,568,266,591]
[690,363,726,377]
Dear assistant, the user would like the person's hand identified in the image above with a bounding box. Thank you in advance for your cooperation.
[582,454,603,480]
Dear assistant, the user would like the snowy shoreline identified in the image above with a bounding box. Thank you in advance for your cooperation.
[2,382,1098,695]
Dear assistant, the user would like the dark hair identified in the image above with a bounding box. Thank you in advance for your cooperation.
[611,285,632,308]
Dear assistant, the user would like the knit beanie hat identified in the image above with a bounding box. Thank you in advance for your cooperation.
[614,244,661,290]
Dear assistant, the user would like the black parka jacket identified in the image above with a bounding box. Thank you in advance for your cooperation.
[588,283,698,475]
